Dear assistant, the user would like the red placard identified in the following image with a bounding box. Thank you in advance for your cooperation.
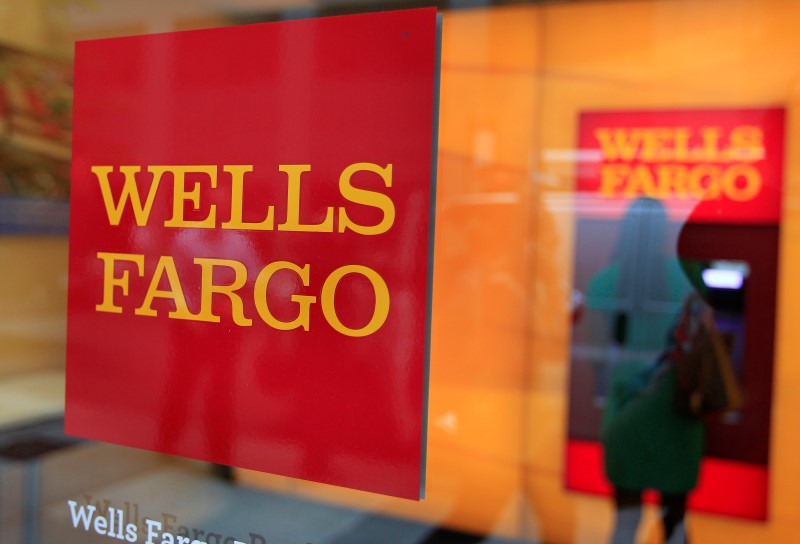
[66,9,440,500]
[576,108,784,225]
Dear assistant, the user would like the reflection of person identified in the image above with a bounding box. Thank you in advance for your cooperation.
[580,198,691,407]
[587,198,698,544]
[150,227,257,468]
[602,296,706,544]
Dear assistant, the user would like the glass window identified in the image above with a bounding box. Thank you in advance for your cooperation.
[1,1,799,542]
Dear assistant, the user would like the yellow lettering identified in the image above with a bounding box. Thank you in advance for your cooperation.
[599,164,630,197]
[338,163,395,235]
[722,164,762,201]
[654,165,689,198]
[96,252,145,313]
[135,256,195,319]
[193,258,253,326]
[594,128,642,161]
[221,165,275,230]
[672,127,691,161]
[696,127,722,161]
[159,165,218,229]
[728,126,764,162]
[253,261,316,331]
[93,166,162,227]
[277,165,334,232]
[639,128,674,162]
[688,164,722,200]
[321,265,389,338]
[622,165,658,198]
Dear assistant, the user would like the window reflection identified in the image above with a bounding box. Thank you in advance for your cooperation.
[1,1,799,543]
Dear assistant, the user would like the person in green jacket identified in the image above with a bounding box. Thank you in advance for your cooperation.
[602,319,704,544]
[583,198,700,543]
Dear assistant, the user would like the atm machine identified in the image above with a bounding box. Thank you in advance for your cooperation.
[565,107,783,521]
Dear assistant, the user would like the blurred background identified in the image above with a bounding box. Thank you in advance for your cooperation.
[2,0,800,542]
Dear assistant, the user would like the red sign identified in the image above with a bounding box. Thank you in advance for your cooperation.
[66,9,440,500]
[577,108,784,225]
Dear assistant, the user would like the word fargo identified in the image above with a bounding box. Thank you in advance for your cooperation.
[66,9,440,500]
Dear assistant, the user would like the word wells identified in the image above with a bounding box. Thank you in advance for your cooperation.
[91,163,395,337]
[92,162,395,234]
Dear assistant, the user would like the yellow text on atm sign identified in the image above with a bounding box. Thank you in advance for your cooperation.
[595,125,765,201]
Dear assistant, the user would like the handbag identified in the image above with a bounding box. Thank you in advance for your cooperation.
[671,294,744,418]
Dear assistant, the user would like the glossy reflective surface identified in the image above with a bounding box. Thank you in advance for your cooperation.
[4,0,800,543]
[66,9,438,500]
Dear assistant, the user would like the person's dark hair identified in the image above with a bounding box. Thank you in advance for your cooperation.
[612,197,671,310]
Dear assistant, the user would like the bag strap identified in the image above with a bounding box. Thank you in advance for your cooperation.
[702,310,744,412]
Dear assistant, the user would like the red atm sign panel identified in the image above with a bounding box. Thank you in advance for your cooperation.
[66,9,439,500]
[576,108,784,225]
